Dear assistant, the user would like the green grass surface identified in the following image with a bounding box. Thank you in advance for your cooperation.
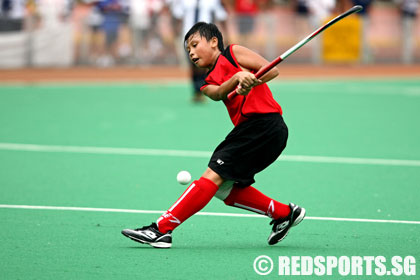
[0,80,419,279]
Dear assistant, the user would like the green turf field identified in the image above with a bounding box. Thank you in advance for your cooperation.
[0,79,419,279]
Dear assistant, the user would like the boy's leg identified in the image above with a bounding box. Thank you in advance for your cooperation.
[215,184,305,245]
[157,169,221,233]
[217,184,291,219]
[122,168,222,248]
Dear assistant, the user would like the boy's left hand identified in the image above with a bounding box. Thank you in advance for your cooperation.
[235,72,262,96]
[236,84,252,95]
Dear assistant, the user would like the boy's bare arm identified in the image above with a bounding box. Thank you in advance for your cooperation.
[202,45,278,101]
[232,45,279,84]
[201,74,241,101]
[202,71,262,101]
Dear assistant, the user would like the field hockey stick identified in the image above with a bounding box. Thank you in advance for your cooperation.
[227,5,363,100]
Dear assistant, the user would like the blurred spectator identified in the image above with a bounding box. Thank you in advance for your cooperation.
[352,0,373,63]
[170,0,227,41]
[0,0,27,68]
[294,0,309,17]
[292,0,311,59]
[35,0,73,26]
[0,0,26,32]
[233,0,258,49]
[396,0,419,64]
[31,0,75,66]
[170,0,228,103]
[86,2,103,31]
[257,0,276,60]
[306,0,335,22]
[84,1,104,64]
[95,0,128,67]
[306,0,336,64]
[129,0,165,64]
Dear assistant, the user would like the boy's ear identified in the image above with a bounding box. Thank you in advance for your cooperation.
[211,37,218,48]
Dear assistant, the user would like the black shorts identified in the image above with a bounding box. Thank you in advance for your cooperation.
[208,113,288,187]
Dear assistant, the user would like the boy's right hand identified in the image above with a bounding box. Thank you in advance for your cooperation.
[235,72,262,96]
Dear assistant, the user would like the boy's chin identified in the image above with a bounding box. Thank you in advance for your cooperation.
[193,60,206,68]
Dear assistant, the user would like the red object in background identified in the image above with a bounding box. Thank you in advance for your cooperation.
[234,0,258,15]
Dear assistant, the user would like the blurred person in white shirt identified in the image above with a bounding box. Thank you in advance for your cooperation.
[34,0,73,27]
[168,0,228,103]
[306,0,335,23]
[129,0,165,64]
[395,0,419,64]
[306,0,336,64]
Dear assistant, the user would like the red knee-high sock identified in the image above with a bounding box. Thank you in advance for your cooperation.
[157,177,218,234]
[224,186,290,219]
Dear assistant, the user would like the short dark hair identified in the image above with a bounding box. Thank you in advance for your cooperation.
[184,22,224,52]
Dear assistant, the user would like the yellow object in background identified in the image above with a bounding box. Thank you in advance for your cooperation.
[322,15,362,63]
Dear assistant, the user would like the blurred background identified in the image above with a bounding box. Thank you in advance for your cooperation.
[1,2,419,278]
[0,0,419,70]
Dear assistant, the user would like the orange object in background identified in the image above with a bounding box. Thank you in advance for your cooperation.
[322,15,362,63]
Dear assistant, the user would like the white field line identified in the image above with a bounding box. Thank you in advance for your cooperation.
[0,204,419,225]
[1,142,420,167]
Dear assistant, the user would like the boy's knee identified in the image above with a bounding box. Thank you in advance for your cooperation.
[214,180,234,201]
[202,167,224,186]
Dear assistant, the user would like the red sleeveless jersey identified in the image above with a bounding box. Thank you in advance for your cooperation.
[200,45,282,126]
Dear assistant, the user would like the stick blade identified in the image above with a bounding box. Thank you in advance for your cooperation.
[350,5,364,14]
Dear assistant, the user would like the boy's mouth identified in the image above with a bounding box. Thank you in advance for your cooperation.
[192,58,199,64]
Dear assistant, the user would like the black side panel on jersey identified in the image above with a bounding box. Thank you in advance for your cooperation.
[223,45,239,68]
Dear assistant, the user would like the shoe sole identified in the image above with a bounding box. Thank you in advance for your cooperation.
[121,232,172,249]
[268,207,306,245]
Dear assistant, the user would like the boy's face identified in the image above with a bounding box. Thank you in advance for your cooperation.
[186,33,219,69]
